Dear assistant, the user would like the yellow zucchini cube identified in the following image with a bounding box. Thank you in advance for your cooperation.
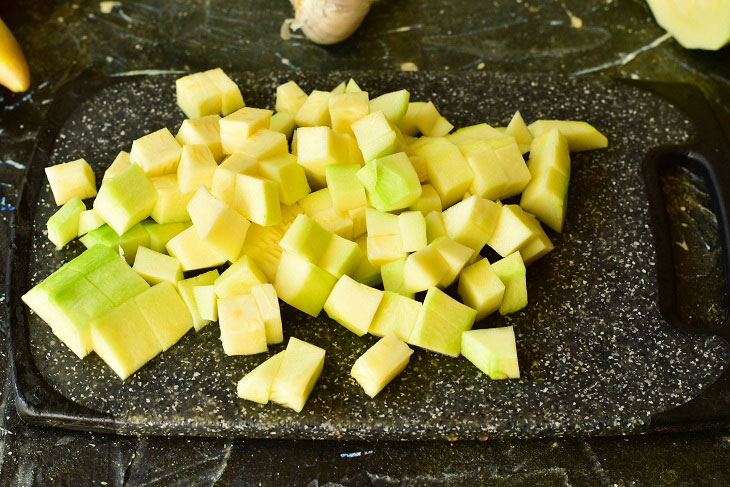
[220,107,272,154]
[176,72,221,119]
[175,114,223,162]
[204,68,245,116]
[232,174,282,226]
[130,128,183,176]
[351,334,413,397]
[45,158,97,206]
[211,152,258,205]
[218,294,268,356]
[132,246,183,285]
[177,144,217,194]
[187,186,251,262]
[269,337,325,413]
[294,90,331,127]
[276,80,308,114]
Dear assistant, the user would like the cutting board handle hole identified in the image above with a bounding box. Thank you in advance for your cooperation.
[643,147,730,339]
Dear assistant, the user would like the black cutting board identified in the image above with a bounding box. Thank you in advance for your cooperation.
[5,71,730,439]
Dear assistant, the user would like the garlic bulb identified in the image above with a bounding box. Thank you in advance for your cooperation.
[284,0,376,45]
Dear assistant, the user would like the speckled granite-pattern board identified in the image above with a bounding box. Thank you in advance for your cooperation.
[19,72,730,439]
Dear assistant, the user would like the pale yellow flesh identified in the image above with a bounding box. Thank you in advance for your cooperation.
[351,335,413,397]
[269,337,326,413]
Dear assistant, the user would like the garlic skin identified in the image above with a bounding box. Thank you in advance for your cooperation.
[286,0,375,45]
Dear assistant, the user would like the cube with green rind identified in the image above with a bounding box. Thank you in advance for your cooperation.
[380,256,413,298]
[407,287,476,357]
[431,236,474,287]
[326,164,367,212]
[237,351,285,404]
[177,269,220,330]
[492,252,527,315]
[83,249,150,306]
[149,174,193,224]
[218,294,268,356]
[165,226,227,271]
[403,244,449,294]
[232,174,282,226]
[487,205,537,257]
[78,209,105,236]
[409,184,442,214]
[93,164,158,235]
[319,234,362,278]
[458,258,506,320]
[398,211,427,253]
[269,337,326,413]
[47,197,85,249]
[132,246,183,285]
[368,291,421,341]
[368,89,409,124]
[258,153,311,205]
[279,214,333,264]
[425,211,447,243]
[133,281,193,351]
[274,252,336,317]
[141,221,189,253]
[351,334,413,398]
[79,223,150,264]
[25,269,113,359]
[324,275,384,336]
[527,120,607,152]
[411,137,473,207]
[193,285,218,321]
[357,153,422,212]
[461,327,520,379]
[442,195,500,253]
[214,255,268,298]
[91,299,162,379]
[64,243,117,274]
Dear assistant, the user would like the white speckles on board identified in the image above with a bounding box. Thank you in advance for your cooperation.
[18,72,728,440]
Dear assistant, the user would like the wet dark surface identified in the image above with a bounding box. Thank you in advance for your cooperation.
[1,0,730,484]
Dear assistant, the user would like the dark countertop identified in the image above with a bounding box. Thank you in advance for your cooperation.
[1,0,730,484]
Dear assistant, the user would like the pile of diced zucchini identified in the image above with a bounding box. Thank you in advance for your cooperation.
[25,69,607,412]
